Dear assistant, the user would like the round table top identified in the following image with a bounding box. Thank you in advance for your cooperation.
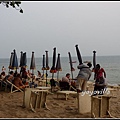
[36,86,51,90]
[57,91,77,94]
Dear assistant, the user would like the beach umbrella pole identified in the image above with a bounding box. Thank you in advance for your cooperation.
[32,69,34,83]
[43,70,44,79]
[52,73,54,79]
[71,71,74,80]
[57,71,59,81]
[46,70,47,87]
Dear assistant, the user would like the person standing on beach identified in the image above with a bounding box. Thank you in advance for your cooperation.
[76,62,92,92]
[2,66,6,72]
[92,64,107,95]
[94,64,106,81]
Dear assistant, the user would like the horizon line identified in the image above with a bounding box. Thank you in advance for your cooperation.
[0,55,120,59]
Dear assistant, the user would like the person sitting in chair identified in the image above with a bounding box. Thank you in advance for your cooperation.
[61,73,71,85]
[59,73,71,90]
[12,73,26,90]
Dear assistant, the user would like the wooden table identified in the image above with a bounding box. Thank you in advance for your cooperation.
[56,90,77,100]
[36,86,51,90]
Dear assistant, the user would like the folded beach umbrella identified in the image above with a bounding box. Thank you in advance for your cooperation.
[30,51,36,75]
[75,44,83,65]
[22,52,27,68]
[8,52,14,71]
[45,51,50,86]
[50,47,57,79]
[42,54,45,80]
[68,52,75,79]
[42,54,46,71]
[93,50,96,69]
[11,49,19,71]
[56,53,62,80]
[45,50,49,70]
[19,51,23,75]
[19,51,23,67]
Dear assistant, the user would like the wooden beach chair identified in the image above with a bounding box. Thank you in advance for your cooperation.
[59,81,77,91]
[6,80,23,93]
[56,90,77,100]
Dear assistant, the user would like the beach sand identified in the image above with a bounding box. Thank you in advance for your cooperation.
[0,82,120,118]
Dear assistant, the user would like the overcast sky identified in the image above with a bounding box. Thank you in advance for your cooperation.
[0,1,120,58]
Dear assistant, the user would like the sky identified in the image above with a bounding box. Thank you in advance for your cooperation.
[0,1,120,58]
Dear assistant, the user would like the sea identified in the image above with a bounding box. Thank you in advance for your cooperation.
[0,56,120,86]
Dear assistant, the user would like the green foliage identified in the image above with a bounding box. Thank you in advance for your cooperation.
[0,1,23,13]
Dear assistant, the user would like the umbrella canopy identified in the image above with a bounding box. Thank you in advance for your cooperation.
[50,47,57,73]
[68,52,75,79]
[45,51,49,70]
[68,52,75,71]
[11,49,19,70]
[42,55,46,70]
[93,50,96,69]
[75,44,83,65]
[30,51,36,70]
[19,51,23,67]
[45,51,50,86]
[22,52,27,67]
[56,53,62,71]
[8,52,14,70]
[56,53,62,81]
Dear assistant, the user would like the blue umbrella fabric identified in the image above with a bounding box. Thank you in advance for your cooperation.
[11,49,19,70]
[68,52,75,79]
[75,44,83,65]
[19,51,23,67]
[8,52,14,70]
[30,51,36,73]
[22,52,27,67]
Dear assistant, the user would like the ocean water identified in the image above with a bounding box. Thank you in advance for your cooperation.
[0,56,120,85]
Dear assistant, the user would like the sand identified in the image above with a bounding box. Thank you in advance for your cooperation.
[0,82,120,118]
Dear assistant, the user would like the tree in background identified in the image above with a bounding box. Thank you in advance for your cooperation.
[0,1,23,13]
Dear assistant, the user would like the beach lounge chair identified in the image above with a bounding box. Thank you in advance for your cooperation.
[6,80,23,93]
[0,78,8,91]
[59,81,70,91]
[59,81,76,91]
[56,90,77,100]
